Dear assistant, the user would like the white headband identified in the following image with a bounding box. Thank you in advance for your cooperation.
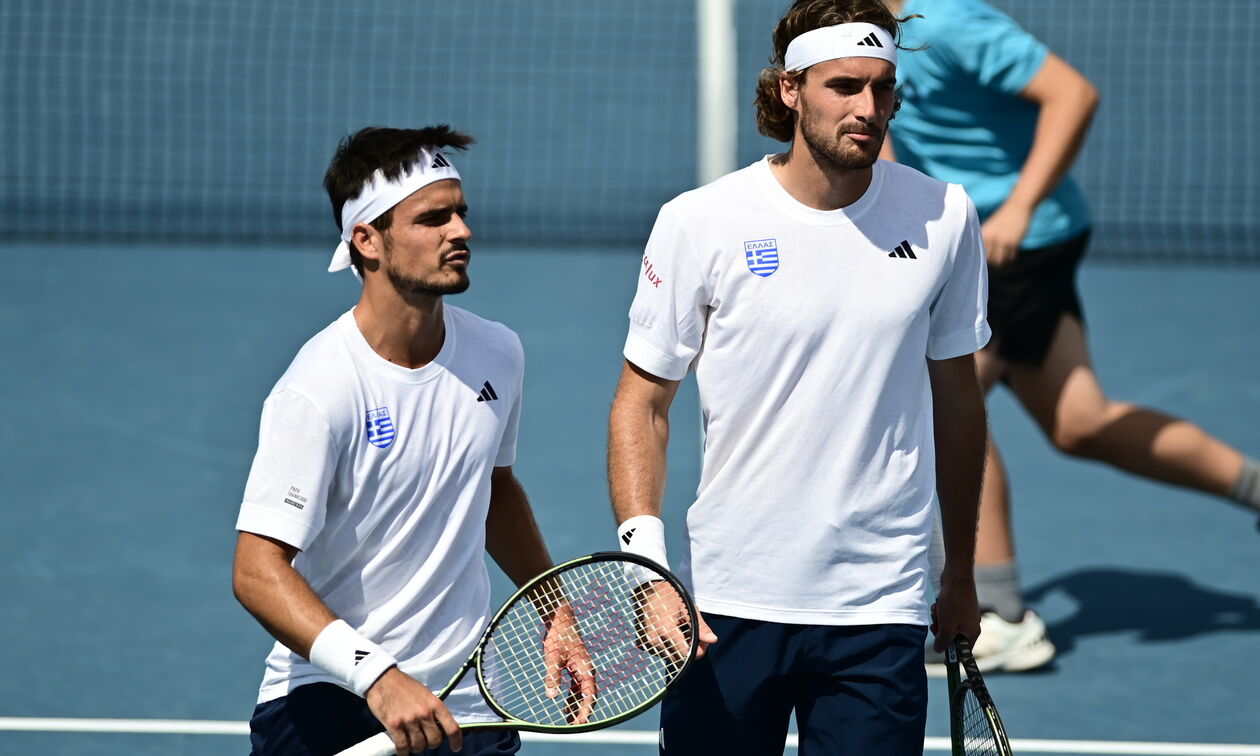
[784,22,897,72]
[328,146,461,273]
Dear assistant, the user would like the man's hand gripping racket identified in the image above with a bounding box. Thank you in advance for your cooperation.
[929,510,1013,756]
[336,552,700,756]
[945,638,1014,756]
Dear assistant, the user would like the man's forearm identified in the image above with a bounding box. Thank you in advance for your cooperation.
[1007,100,1095,214]
[930,360,988,579]
[1008,55,1099,214]
[608,412,670,522]
[936,427,985,583]
[485,468,553,587]
[607,369,673,522]
[232,532,337,658]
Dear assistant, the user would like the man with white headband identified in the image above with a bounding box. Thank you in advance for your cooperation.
[233,126,589,756]
[608,0,988,752]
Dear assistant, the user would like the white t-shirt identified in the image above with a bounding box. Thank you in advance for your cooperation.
[236,305,524,721]
[624,157,989,626]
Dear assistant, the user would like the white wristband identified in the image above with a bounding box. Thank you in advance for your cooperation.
[618,514,669,581]
[308,619,398,697]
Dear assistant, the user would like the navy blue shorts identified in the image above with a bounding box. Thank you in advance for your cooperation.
[248,682,520,756]
[660,616,928,756]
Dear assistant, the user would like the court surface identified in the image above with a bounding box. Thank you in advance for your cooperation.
[1,241,1257,755]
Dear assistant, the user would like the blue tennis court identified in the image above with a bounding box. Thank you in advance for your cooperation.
[4,0,1260,752]
[1,241,1257,755]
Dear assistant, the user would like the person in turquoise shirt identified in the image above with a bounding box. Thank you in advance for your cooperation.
[883,0,1260,674]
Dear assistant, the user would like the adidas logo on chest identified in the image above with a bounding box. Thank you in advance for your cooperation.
[888,240,917,259]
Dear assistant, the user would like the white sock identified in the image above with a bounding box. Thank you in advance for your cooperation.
[975,561,1024,624]
[1228,457,1260,513]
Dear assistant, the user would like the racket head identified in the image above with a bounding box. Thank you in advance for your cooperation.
[471,551,699,733]
[949,639,1013,756]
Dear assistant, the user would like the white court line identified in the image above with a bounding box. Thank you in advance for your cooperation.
[1,718,1259,755]
[0,718,248,735]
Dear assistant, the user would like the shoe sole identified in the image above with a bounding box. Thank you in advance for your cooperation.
[976,636,1056,673]
[924,637,1056,677]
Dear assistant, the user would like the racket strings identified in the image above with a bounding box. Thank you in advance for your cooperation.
[481,559,694,726]
[958,686,1002,756]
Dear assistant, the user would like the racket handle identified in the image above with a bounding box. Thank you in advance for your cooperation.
[333,731,396,756]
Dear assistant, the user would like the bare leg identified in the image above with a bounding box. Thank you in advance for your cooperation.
[977,441,1017,564]
[1007,314,1244,496]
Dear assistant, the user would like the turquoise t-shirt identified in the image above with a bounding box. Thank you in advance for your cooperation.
[892,0,1091,248]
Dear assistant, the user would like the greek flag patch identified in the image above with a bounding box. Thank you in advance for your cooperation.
[365,407,396,449]
[744,239,779,277]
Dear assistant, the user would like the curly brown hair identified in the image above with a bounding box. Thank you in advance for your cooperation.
[754,0,913,142]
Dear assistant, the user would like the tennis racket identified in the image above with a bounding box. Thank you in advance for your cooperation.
[335,552,699,756]
[945,637,1013,756]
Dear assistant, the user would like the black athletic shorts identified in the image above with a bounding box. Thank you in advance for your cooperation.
[985,230,1091,366]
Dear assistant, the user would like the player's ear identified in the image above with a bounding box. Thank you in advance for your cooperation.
[351,222,386,266]
[779,71,801,112]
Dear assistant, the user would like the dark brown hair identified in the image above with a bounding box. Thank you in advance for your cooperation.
[323,126,474,273]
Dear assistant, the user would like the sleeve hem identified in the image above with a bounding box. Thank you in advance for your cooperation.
[623,330,690,381]
[927,322,992,361]
[1003,43,1049,95]
[236,503,319,551]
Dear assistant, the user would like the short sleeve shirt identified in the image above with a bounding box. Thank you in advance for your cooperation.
[624,158,989,625]
[236,305,524,719]
[893,0,1091,248]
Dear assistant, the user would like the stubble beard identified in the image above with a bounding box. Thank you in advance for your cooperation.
[798,101,885,172]
[384,244,471,298]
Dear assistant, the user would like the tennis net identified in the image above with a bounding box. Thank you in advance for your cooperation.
[1,0,697,244]
[3,0,1258,262]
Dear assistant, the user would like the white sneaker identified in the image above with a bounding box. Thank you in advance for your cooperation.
[925,609,1056,677]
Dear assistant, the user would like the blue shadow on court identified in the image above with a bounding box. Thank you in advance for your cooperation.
[1026,568,1260,653]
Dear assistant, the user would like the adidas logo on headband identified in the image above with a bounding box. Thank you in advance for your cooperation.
[783,22,898,71]
[855,32,884,48]
[329,145,462,274]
